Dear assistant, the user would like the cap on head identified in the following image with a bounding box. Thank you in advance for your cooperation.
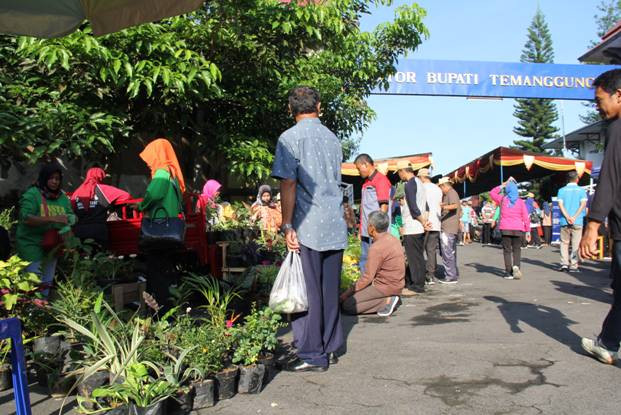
[417,168,430,178]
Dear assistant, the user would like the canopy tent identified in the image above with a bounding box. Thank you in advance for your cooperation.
[0,0,205,38]
[445,147,592,198]
[341,153,433,201]
[341,153,433,177]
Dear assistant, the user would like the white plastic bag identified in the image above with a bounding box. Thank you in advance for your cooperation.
[269,251,308,313]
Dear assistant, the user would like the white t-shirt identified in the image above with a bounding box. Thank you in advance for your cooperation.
[423,182,443,232]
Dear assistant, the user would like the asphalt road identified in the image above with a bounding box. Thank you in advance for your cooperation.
[2,243,620,414]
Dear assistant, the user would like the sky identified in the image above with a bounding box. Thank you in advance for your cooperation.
[356,0,604,174]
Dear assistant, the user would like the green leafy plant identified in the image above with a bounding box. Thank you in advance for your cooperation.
[0,207,16,230]
[49,279,103,342]
[89,363,176,409]
[232,305,284,366]
[0,255,44,312]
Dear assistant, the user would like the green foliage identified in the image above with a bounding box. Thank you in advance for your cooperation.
[232,305,284,366]
[0,1,428,188]
[513,8,558,153]
[0,207,16,230]
[0,255,43,312]
[90,363,176,409]
[594,0,621,40]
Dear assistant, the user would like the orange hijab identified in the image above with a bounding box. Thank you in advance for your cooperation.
[139,138,186,193]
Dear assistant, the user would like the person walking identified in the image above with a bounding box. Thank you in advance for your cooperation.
[354,154,391,272]
[480,200,496,245]
[272,86,347,372]
[557,171,588,272]
[579,69,621,365]
[460,200,472,245]
[490,179,530,280]
[71,167,131,248]
[438,178,461,284]
[526,194,543,249]
[137,138,186,311]
[397,163,430,295]
[541,200,553,246]
[16,162,76,296]
[418,168,442,284]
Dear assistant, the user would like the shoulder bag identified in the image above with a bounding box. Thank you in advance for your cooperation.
[139,178,186,251]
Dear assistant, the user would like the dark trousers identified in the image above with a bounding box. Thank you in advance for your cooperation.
[501,234,522,273]
[530,228,541,246]
[145,250,176,312]
[481,223,492,244]
[403,234,426,292]
[542,226,552,245]
[599,241,621,351]
[292,245,344,367]
[425,231,440,279]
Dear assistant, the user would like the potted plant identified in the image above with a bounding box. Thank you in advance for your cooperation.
[232,306,284,394]
[90,363,176,415]
[0,207,16,261]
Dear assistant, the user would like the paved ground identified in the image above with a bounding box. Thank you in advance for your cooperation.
[3,243,620,414]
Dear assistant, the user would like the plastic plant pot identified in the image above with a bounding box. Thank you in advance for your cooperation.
[191,379,215,409]
[237,364,265,394]
[215,366,239,400]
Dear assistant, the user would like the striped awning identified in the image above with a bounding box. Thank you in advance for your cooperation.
[342,153,433,177]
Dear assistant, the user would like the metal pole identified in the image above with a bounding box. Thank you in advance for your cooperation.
[500,164,504,184]
[463,180,467,197]
[560,100,567,155]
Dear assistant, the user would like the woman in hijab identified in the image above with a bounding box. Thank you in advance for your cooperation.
[541,200,553,246]
[71,167,131,248]
[137,138,186,310]
[197,179,224,225]
[490,178,530,280]
[16,162,76,296]
[251,184,282,233]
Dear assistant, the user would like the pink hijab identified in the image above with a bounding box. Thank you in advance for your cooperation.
[200,179,222,208]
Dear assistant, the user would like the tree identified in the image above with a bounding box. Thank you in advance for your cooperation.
[512,9,559,154]
[580,0,621,125]
[0,0,429,188]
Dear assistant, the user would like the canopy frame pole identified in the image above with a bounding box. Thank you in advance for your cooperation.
[500,164,504,184]
[463,180,467,197]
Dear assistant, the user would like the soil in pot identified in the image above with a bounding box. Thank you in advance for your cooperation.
[215,366,239,400]
[33,336,61,356]
[167,388,193,415]
[0,364,11,391]
[129,401,164,415]
[103,406,129,415]
[237,364,265,394]
[258,353,276,386]
[191,379,215,409]
[78,371,110,408]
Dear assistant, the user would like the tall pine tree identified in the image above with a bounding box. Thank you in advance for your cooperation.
[513,9,559,154]
[580,0,621,125]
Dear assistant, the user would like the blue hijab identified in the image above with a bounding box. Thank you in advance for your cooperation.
[505,181,519,207]
[543,201,551,215]
[525,197,535,214]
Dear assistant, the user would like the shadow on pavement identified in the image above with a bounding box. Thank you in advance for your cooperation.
[464,262,505,278]
[551,280,613,304]
[484,295,582,353]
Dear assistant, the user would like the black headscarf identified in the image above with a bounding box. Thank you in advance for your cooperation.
[36,162,63,200]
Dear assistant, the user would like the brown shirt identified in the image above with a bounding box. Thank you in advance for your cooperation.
[441,187,461,234]
[354,232,405,296]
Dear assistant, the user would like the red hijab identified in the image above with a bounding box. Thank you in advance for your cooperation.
[72,167,131,210]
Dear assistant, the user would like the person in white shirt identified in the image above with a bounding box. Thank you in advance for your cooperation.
[418,168,443,284]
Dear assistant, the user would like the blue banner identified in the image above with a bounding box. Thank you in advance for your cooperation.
[552,198,561,243]
[374,60,620,100]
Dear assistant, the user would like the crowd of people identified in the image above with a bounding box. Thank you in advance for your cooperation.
[275,72,621,372]
[10,71,621,375]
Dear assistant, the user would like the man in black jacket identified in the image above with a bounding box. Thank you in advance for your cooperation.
[580,69,621,365]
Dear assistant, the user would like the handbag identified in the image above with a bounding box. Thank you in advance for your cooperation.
[41,195,63,253]
[139,178,186,251]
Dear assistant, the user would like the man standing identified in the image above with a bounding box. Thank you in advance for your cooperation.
[557,171,588,272]
[354,154,391,272]
[418,168,443,284]
[579,69,621,365]
[272,86,347,372]
[397,163,430,295]
[438,177,461,284]
[480,200,496,245]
